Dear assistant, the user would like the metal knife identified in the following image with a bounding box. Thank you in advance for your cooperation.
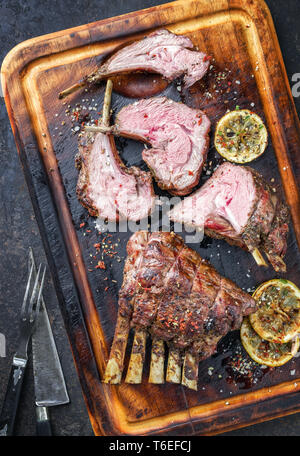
[29,249,69,436]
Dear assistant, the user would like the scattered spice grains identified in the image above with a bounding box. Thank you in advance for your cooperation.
[88,233,124,270]
[53,95,106,141]
[79,227,125,292]
[78,219,124,278]
[196,62,234,100]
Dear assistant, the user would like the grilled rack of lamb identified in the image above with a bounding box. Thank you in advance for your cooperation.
[59,29,210,99]
[76,80,155,222]
[169,162,290,272]
[87,97,211,195]
[103,231,256,390]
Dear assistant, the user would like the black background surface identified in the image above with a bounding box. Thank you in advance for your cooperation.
[0,0,299,436]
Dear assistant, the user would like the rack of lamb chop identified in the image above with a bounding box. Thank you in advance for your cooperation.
[169,162,290,272]
[103,231,256,390]
[59,29,210,99]
[86,97,211,195]
[75,80,155,222]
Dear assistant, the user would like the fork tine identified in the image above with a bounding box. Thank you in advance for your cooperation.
[28,247,35,273]
[32,266,46,321]
[21,263,34,319]
[28,264,42,320]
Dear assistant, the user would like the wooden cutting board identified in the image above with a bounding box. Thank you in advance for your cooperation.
[2,0,300,435]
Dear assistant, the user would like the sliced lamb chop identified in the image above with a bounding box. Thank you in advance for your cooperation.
[76,133,155,221]
[169,162,289,272]
[87,97,211,195]
[59,29,210,99]
[75,81,155,222]
[104,231,257,390]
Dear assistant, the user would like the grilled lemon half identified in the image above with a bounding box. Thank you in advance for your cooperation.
[250,279,300,344]
[214,109,268,163]
[241,317,299,367]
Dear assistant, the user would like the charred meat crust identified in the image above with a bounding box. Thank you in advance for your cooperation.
[263,201,290,271]
[119,231,256,361]
[75,148,99,217]
[240,168,290,270]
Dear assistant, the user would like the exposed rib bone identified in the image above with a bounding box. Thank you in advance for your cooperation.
[252,248,268,267]
[85,125,113,134]
[181,352,198,391]
[102,79,113,127]
[148,339,165,384]
[125,329,147,384]
[103,313,130,383]
[58,80,86,99]
[166,348,182,384]
[264,251,287,273]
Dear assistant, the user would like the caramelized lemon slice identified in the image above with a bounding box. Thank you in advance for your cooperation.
[250,279,300,343]
[214,109,268,163]
[241,317,299,367]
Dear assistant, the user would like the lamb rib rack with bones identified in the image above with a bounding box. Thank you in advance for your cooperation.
[88,97,211,195]
[103,231,256,390]
[169,162,290,272]
[76,80,155,222]
[59,29,210,99]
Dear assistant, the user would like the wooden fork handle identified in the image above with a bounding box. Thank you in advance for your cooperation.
[0,358,27,436]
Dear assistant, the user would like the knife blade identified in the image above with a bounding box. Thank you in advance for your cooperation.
[29,248,69,436]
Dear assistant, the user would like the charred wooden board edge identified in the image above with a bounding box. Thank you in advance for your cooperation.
[7,141,110,436]
[190,380,300,435]
[2,0,300,436]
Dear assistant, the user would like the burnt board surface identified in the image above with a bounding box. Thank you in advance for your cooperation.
[2,0,300,436]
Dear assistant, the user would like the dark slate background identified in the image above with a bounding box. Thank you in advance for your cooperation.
[0,0,299,436]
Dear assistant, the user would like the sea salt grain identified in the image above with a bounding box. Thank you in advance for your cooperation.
[208,367,214,376]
